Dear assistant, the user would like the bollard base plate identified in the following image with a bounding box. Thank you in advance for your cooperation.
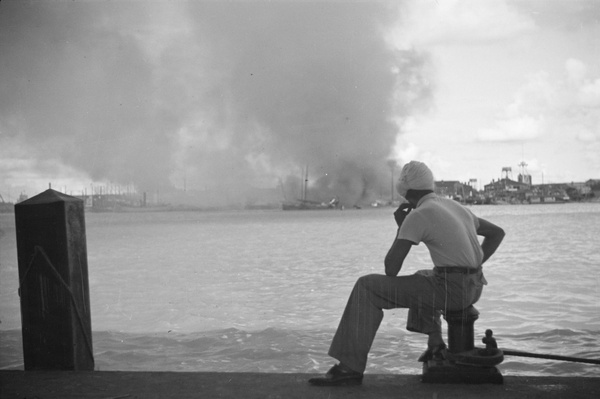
[421,359,503,384]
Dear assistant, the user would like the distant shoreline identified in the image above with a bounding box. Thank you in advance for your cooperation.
[2,198,599,215]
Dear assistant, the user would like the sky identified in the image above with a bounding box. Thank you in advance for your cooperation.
[1,0,599,205]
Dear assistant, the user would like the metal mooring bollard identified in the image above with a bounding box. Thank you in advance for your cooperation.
[444,305,479,353]
[15,189,94,370]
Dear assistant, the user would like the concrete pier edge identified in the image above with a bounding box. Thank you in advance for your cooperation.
[1,371,599,399]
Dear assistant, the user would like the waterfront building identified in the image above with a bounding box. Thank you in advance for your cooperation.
[434,180,462,199]
[483,178,530,203]
[434,180,480,203]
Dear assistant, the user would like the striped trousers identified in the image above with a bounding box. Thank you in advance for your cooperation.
[328,269,485,373]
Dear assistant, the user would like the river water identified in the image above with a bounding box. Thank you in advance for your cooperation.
[1,203,599,376]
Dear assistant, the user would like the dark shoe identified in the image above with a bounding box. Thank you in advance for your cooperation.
[308,364,364,386]
[418,343,447,362]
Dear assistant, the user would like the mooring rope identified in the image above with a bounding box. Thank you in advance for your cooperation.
[18,245,95,364]
[502,349,600,365]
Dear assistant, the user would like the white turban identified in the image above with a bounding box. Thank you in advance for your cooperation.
[396,161,435,197]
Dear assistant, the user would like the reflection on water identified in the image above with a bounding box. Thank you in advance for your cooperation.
[1,203,599,376]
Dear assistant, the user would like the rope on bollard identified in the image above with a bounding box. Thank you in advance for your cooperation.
[502,349,600,365]
[19,245,95,363]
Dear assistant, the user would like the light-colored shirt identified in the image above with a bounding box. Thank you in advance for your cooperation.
[397,193,483,268]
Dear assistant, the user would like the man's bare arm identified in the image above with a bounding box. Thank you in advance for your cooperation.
[477,218,505,265]
[384,235,414,277]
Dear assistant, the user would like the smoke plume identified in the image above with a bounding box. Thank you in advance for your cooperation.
[0,1,432,206]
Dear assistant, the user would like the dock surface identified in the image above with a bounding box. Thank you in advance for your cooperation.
[2,371,600,399]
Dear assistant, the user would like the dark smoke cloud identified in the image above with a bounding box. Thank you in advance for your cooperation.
[0,1,432,206]
[1,1,179,191]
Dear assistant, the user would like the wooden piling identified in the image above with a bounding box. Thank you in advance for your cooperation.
[14,189,94,370]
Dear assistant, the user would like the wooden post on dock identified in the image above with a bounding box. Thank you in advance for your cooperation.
[15,189,94,370]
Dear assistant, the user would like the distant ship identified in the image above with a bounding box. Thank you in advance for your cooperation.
[282,197,340,210]
[528,196,568,204]
[281,166,340,210]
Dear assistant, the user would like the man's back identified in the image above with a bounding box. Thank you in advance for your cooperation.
[398,194,484,267]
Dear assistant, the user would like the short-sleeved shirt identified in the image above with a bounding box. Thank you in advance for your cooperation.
[397,193,483,267]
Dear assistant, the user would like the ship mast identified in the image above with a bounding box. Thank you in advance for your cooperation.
[302,165,309,202]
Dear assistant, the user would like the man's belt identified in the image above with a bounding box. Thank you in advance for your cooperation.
[434,266,481,275]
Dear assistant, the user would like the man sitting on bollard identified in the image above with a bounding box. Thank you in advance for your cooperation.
[309,160,505,386]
